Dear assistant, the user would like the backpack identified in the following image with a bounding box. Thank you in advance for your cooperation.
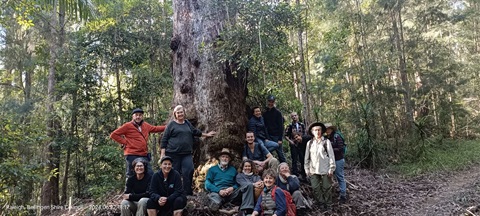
[334,131,347,154]
[262,186,296,216]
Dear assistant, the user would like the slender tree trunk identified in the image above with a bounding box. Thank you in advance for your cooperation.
[61,77,78,204]
[171,0,248,166]
[353,0,377,168]
[42,0,61,214]
[391,3,414,126]
[448,93,456,137]
[296,0,311,124]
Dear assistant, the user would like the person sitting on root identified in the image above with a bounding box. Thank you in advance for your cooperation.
[121,158,152,216]
[205,148,255,215]
[146,156,186,216]
[276,162,308,215]
[252,169,287,216]
[242,131,279,174]
[236,160,264,203]
[248,106,284,162]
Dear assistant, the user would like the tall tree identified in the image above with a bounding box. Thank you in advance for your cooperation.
[36,0,97,213]
[171,0,248,164]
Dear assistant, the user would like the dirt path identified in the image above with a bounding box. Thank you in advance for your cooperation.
[328,166,480,216]
[413,165,480,215]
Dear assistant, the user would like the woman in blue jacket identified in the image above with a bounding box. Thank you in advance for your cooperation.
[252,169,286,216]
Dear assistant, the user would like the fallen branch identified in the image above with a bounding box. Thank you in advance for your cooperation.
[347,180,360,190]
[466,209,478,216]
[466,206,479,216]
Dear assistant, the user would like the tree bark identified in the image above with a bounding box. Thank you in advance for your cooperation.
[171,0,248,166]
[42,0,61,214]
[391,2,414,126]
[296,0,311,124]
[61,74,78,204]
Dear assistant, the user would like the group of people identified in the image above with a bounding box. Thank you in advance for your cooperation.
[110,96,348,216]
[111,105,215,216]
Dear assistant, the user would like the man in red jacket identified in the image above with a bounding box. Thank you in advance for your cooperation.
[110,108,166,177]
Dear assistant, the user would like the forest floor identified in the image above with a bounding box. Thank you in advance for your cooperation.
[54,164,480,216]
[322,165,480,216]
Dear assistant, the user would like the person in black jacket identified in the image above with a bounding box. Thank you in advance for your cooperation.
[263,95,287,163]
[146,156,186,216]
[160,105,216,195]
[121,158,152,216]
[285,112,306,178]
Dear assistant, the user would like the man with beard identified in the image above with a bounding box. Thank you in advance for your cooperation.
[242,131,279,174]
[110,108,166,177]
[205,148,255,215]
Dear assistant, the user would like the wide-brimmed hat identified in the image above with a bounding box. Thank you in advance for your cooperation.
[132,108,144,115]
[216,148,234,161]
[324,123,337,131]
[308,122,326,136]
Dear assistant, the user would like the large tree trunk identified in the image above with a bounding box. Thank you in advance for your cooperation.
[171,0,248,166]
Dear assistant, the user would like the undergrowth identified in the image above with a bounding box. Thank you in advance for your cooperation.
[388,139,480,176]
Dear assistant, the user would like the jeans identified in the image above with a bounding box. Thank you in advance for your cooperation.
[125,155,154,178]
[120,197,148,216]
[166,153,194,195]
[257,136,286,163]
[335,159,347,197]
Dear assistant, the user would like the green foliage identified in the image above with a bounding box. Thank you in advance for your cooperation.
[215,0,299,101]
[0,103,45,213]
[389,139,480,176]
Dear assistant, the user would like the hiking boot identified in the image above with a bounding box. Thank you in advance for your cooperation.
[324,205,332,213]
[298,175,308,183]
[297,207,307,215]
[339,195,347,204]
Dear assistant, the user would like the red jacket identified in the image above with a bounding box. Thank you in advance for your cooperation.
[110,121,166,156]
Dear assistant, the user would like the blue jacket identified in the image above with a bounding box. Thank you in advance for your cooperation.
[276,175,300,194]
[254,186,286,216]
[248,116,270,140]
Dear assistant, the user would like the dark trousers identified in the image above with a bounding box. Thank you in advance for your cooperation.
[268,135,287,163]
[166,153,194,195]
[147,196,187,214]
[290,144,306,177]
